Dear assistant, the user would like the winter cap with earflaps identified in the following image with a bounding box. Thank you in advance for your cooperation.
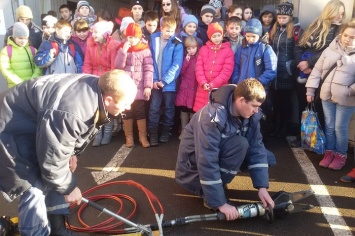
[200,4,216,17]
[244,18,262,36]
[92,21,114,38]
[12,22,29,38]
[16,5,33,19]
[207,22,223,39]
[277,2,293,16]
[120,17,135,32]
[125,22,143,39]
[182,14,198,29]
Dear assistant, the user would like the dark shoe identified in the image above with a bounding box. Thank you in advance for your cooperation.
[269,128,280,137]
[159,126,172,143]
[340,168,355,182]
[149,128,159,146]
[48,214,77,236]
[290,137,301,147]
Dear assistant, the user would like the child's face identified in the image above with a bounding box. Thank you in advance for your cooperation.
[43,25,55,37]
[127,36,141,46]
[210,32,223,44]
[332,6,344,24]
[14,37,28,47]
[60,8,72,21]
[277,15,291,26]
[184,23,197,36]
[245,32,259,44]
[92,29,105,43]
[226,23,241,39]
[161,26,175,39]
[162,0,172,13]
[228,8,242,19]
[340,27,355,48]
[262,13,274,27]
[186,46,197,56]
[243,8,253,21]
[201,13,214,25]
[79,6,90,17]
[145,20,158,34]
[131,5,143,21]
[76,29,89,40]
[56,26,72,41]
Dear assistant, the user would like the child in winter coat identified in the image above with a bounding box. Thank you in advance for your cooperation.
[197,4,216,44]
[178,14,203,47]
[34,20,83,74]
[193,22,234,112]
[0,22,42,88]
[72,1,97,28]
[224,16,243,54]
[175,36,199,140]
[130,0,145,28]
[112,17,135,43]
[114,23,153,148]
[72,19,91,57]
[142,11,159,44]
[83,20,120,146]
[41,15,58,41]
[259,4,276,44]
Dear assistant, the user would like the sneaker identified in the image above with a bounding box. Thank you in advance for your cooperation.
[319,150,335,168]
[328,153,347,170]
[340,168,355,182]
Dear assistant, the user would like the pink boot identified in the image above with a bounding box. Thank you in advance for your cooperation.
[319,150,335,168]
[328,153,347,170]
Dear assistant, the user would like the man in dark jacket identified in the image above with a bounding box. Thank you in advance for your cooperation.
[0,70,137,235]
[175,79,276,221]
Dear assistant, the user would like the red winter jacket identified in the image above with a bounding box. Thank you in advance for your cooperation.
[82,36,120,76]
[193,41,234,112]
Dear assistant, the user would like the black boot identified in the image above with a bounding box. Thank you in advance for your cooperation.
[48,214,77,236]
[149,128,159,146]
[159,126,172,143]
[269,115,280,137]
[276,122,288,138]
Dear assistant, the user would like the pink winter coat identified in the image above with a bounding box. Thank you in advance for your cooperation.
[114,42,153,101]
[193,41,234,112]
[71,31,92,56]
[82,36,120,76]
[175,54,198,109]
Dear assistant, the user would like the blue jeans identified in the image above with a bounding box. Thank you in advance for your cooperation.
[322,100,355,155]
[148,90,176,129]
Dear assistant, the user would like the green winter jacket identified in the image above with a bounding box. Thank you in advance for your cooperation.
[0,37,42,88]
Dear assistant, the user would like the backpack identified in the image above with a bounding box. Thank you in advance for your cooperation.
[7,45,35,59]
[50,41,76,58]
[292,25,302,44]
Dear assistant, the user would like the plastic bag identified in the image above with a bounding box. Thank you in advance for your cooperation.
[300,103,326,154]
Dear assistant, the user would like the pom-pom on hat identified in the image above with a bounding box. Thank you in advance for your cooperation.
[120,17,135,32]
[130,0,143,9]
[16,5,33,19]
[92,21,114,38]
[77,1,90,10]
[244,18,262,36]
[42,15,58,28]
[207,22,223,39]
[200,4,216,17]
[125,22,143,39]
[209,0,223,8]
[182,14,198,30]
[12,22,29,38]
[277,2,293,16]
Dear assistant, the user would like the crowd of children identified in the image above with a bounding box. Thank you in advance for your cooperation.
[1,0,354,184]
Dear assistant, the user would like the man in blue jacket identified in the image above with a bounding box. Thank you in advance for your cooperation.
[0,70,137,235]
[175,79,276,221]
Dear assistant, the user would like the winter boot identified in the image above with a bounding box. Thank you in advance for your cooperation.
[92,129,102,147]
[149,127,159,146]
[137,119,150,148]
[159,126,172,143]
[179,112,190,140]
[48,214,77,236]
[328,152,347,170]
[340,168,355,182]
[101,120,113,145]
[319,150,335,168]
[123,119,135,148]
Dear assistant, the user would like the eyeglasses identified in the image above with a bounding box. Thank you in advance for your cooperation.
[162,3,171,6]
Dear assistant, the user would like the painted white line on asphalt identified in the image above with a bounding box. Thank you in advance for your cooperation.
[91,144,132,184]
[287,138,352,236]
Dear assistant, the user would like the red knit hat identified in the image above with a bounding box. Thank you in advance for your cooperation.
[125,22,142,39]
[207,22,223,39]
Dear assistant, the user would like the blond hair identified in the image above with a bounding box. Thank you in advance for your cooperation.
[160,16,177,29]
[184,35,198,48]
[269,16,295,41]
[233,78,266,103]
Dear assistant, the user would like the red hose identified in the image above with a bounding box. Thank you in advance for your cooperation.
[68,180,164,234]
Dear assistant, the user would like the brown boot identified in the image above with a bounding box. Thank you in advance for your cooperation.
[137,119,150,148]
[123,119,134,148]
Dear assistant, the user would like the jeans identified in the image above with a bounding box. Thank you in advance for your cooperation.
[148,90,176,129]
[322,100,355,155]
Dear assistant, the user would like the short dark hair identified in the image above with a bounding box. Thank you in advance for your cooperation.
[59,4,71,11]
[144,10,159,23]
[226,16,242,27]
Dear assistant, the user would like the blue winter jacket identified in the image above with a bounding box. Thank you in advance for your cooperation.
[231,39,277,89]
[175,84,276,208]
[150,32,183,92]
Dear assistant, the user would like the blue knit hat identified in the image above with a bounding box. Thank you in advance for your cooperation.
[244,18,262,36]
[182,14,198,29]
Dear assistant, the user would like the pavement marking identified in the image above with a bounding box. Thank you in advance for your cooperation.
[90,144,132,184]
[286,137,352,236]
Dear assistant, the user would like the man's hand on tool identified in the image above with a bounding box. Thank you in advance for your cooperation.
[218,203,239,221]
[69,155,77,172]
[64,187,82,205]
[258,188,275,209]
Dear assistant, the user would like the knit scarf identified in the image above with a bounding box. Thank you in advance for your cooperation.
[118,41,149,52]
